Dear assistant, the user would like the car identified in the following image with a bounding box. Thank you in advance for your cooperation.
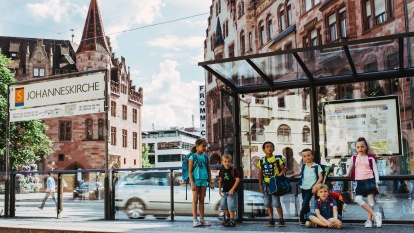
[115,170,265,219]
[73,182,104,200]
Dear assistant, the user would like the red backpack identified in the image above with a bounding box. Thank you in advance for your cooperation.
[350,154,376,181]
[317,192,344,215]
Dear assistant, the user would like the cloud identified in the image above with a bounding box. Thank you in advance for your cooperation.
[141,60,202,130]
[166,0,211,12]
[147,35,205,51]
[26,0,86,22]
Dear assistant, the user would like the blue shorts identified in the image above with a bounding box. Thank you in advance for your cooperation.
[194,179,209,187]
[306,212,342,221]
[220,192,237,211]
[263,184,281,208]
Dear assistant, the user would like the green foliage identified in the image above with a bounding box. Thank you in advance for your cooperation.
[0,50,53,170]
[141,144,154,168]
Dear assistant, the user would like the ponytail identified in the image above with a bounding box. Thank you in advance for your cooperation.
[190,146,197,153]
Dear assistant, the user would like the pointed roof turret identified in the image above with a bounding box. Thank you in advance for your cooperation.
[77,0,111,54]
[214,17,224,48]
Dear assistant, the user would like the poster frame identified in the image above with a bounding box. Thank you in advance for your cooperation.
[323,95,402,157]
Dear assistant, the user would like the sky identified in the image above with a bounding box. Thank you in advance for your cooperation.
[0,0,210,131]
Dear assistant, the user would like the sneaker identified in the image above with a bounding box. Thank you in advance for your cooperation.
[374,212,382,227]
[365,220,373,228]
[267,219,275,227]
[193,220,202,227]
[223,220,236,227]
[222,219,230,226]
[38,207,43,210]
[278,219,286,227]
[299,221,306,226]
[305,221,317,228]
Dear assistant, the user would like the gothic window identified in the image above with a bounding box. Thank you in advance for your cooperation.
[111,127,116,145]
[240,30,246,54]
[133,132,138,149]
[122,129,127,147]
[287,1,292,27]
[132,108,138,123]
[86,118,93,140]
[267,15,273,41]
[228,43,235,58]
[122,105,127,120]
[277,124,291,143]
[59,121,72,141]
[98,119,104,140]
[259,21,265,46]
[111,101,116,117]
[249,32,253,51]
[279,5,286,31]
[34,68,45,77]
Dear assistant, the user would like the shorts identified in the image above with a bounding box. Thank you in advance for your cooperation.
[263,183,281,208]
[220,192,237,211]
[193,179,209,187]
[306,212,342,221]
[355,178,378,197]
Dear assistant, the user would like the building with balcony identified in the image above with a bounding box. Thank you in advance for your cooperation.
[0,0,143,170]
[142,129,201,168]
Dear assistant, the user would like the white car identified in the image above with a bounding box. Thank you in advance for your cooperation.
[115,170,265,219]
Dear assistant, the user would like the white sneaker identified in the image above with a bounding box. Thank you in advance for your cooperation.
[374,212,382,227]
[365,220,373,228]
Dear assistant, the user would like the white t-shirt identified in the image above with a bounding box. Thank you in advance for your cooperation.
[301,163,322,190]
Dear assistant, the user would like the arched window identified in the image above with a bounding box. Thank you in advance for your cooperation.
[279,5,285,31]
[259,21,265,45]
[251,123,265,142]
[240,30,246,54]
[59,121,72,141]
[98,119,104,140]
[287,1,292,27]
[277,124,291,143]
[302,126,311,143]
[267,15,273,41]
[86,119,93,140]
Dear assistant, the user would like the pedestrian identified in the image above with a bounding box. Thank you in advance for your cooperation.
[290,148,323,225]
[38,173,57,210]
[305,184,342,228]
[219,154,241,227]
[188,138,214,227]
[346,137,382,228]
[257,141,287,227]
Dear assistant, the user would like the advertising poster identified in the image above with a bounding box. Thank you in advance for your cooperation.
[324,96,402,157]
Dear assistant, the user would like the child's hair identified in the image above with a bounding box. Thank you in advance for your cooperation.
[190,138,207,153]
[301,148,313,155]
[262,141,275,149]
[315,183,329,193]
[355,137,369,154]
[222,154,232,161]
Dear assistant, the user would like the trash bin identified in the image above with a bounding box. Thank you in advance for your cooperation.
[89,190,96,200]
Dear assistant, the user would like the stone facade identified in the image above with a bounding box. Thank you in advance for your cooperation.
[204,0,414,176]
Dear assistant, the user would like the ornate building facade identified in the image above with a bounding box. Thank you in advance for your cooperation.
[0,0,143,170]
[204,0,414,177]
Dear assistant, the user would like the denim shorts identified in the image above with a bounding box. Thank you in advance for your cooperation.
[306,212,342,221]
[263,184,281,208]
[193,179,209,187]
[220,192,237,211]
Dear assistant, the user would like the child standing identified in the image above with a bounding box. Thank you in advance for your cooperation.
[188,138,214,227]
[290,149,323,225]
[305,184,342,228]
[219,154,241,227]
[257,141,287,227]
[346,137,382,228]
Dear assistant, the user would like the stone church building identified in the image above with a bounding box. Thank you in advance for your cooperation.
[0,0,143,170]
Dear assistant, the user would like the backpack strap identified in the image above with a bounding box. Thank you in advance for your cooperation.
[299,164,306,185]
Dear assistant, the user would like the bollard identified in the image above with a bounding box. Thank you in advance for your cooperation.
[170,169,175,222]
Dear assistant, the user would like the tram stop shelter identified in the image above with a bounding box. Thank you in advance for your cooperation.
[198,32,414,220]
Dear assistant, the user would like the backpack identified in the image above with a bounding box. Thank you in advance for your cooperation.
[299,163,330,186]
[350,154,376,181]
[317,192,345,216]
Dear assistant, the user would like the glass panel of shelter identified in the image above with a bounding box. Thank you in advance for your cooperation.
[250,54,300,82]
[207,60,267,87]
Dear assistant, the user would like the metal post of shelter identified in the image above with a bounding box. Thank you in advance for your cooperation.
[234,94,244,222]
[4,85,10,217]
[104,69,111,220]
[309,84,321,164]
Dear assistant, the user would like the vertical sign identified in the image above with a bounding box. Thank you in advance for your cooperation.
[199,86,206,137]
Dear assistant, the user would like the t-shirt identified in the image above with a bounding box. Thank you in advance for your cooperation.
[314,197,337,219]
[189,153,210,180]
[301,163,322,190]
[46,176,55,192]
[256,156,284,183]
[219,167,240,192]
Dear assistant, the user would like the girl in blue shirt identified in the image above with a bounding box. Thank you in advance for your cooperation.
[188,138,214,227]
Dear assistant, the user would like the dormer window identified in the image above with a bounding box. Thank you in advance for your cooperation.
[11,53,17,58]
[34,68,45,77]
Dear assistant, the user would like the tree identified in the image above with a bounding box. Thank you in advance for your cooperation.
[141,144,153,168]
[0,50,53,170]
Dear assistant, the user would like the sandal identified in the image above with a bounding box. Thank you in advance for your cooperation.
[200,220,211,226]
[224,220,236,227]
[193,220,202,227]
